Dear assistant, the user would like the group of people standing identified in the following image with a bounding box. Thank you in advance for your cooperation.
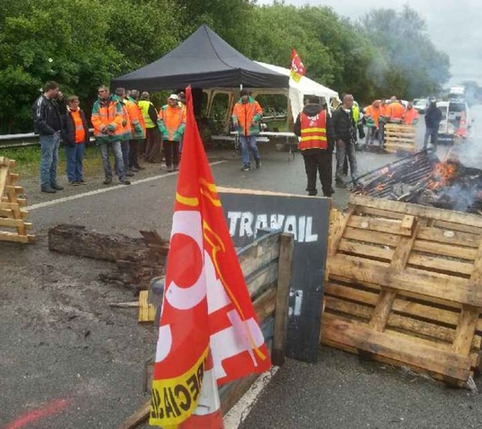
[363,96,419,146]
[32,81,186,193]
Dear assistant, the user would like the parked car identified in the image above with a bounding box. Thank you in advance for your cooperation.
[412,98,429,113]
[436,100,470,143]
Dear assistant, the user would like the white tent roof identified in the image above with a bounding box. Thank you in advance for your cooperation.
[255,61,339,121]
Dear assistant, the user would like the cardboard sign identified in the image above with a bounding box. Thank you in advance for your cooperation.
[219,188,331,363]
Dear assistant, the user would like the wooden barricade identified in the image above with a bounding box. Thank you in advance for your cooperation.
[120,231,294,429]
[323,194,482,386]
[384,123,416,154]
[0,157,35,243]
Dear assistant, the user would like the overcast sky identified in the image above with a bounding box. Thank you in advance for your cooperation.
[258,0,482,86]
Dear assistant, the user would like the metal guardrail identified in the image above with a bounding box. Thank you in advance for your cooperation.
[0,129,95,149]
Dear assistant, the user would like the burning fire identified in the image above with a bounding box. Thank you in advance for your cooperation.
[428,161,458,189]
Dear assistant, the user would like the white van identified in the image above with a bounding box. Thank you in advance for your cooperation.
[436,101,470,142]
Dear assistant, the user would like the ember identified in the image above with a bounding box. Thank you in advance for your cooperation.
[351,150,482,214]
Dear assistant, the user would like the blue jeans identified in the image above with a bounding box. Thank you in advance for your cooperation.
[100,141,125,180]
[65,143,85,182]
[39,132,60,189]
[121,140,130,172]
[239,135,260,166]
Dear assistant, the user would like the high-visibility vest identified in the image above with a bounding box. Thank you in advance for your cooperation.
[299,110,328,150]
[71,109,86,143]
[403,108,419,125]
[138,100,156,128]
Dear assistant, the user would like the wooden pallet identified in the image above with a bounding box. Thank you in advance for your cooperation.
[384,123,416,154]
[323,195,482,386]
[120,231,294,428]
[0,157,35,243]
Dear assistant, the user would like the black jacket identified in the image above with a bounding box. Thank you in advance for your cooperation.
[32,95,65,135]
[332,106,357,144]
[61,108,90,146]
[425,105,442,128]
[294,103,335,152]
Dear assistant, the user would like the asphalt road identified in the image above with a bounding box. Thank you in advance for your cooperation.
[1,112,481,428]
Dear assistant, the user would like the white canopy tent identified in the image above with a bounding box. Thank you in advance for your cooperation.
[203,61,339,132]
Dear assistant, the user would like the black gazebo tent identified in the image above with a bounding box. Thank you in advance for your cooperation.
[112,25,288,91]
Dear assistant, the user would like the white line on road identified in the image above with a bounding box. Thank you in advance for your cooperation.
[223,366,279,428]
[28,161,227,211]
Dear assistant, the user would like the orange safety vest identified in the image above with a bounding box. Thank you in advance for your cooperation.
[125,99,146,136]
[299,110,328,150]
[158,104,186,141]
[91,98,124,139]
[365,105,380,128]
[71,109,86,144]
[390,102,405,120]
[403,108,419,125]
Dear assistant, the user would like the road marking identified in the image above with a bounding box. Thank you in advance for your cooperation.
[5,398,71,429]
[29,161,226,211]
[223,366,279,428]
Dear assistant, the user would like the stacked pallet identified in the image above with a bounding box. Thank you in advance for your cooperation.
[384,123,416,154]
[323,195,482,386]
[0,157,35,243]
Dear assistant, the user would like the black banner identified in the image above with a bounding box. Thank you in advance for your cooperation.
[220,190,330,363]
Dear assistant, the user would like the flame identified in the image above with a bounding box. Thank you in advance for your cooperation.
[428,161,458,189]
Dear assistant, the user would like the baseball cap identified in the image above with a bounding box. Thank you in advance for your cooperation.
[168,94,179,100]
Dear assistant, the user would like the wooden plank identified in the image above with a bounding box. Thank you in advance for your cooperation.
[412,240,477,261]
[324,296,477,347]
[0,218,31,229]
[355,206,406,221]
[408,253,474,276]
[253,287,277,323]
[452,306,480,356]
[0,231,32,243]
[138,291,156,323]
[327,256,482,306]
[272,233,294,366]
[119,400,150,429]
[343,227,401,247]
[220,373,259,415]
[368,217,421,332]
[322,313,472,381]
[347,215,405,236]
[247,263,278,298]
[329,206,355,257]
[338,239,394,261]
[238,233,280,278]
[432,220,482,235]
[0,164,9,197]
[325,282,473,331]
[417,227,480,249]
[349,195,482,229]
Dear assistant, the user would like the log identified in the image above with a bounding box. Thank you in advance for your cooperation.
[48,224,169,290]
[48,224,149,262]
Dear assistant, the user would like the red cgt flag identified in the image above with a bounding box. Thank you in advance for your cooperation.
[290,48,306,83]
[149,87,272,427]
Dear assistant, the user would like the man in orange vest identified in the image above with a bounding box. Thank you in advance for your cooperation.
[403,102,419,125]
[294,95,334,197]
[364,100,381,144]
[91,85,130,185]
[61,95,89,185]
[389,96,405,123]
[157,94,186,172]
[232,89,263,171]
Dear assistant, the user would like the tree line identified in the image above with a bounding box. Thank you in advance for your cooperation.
[0,0,451,133]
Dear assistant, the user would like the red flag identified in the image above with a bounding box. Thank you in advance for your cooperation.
[290,48,306,83]
[149,87,272,427]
